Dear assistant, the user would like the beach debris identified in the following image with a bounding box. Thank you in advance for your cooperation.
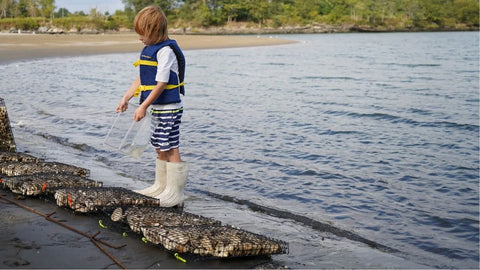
[99,219,109,229]
[0,98,16,152]
[1,172,102,196]
[54,187,160,213]
[174,252,187,263]
[0,161,89,177]
[141,225,287,257]
[110,206,221,233]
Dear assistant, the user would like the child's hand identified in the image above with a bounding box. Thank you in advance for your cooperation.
[134,106,146,122]
[115,99,129,113]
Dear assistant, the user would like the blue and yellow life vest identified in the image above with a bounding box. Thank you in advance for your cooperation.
[133,39,185,105]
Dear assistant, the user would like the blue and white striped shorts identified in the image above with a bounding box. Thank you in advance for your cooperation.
[150,107,183,151]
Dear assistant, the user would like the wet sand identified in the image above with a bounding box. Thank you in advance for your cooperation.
[0,33,295,62]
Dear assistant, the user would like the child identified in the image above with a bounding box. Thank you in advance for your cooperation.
[115,6,187,207]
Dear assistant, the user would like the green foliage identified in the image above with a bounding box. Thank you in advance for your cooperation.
[54,8,71,18]
[112,9,134,29]
[0,17,40,31]
[52,16,116,31]
[454,0,480,26]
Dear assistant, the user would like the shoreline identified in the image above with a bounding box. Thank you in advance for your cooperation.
[187,23,479,35]
[0,33,296,62]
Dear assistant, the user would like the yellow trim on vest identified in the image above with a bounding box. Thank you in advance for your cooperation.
[133,82,185,97]
[151,108,183,114]
[133,59,158,67]
[165,82,185,89]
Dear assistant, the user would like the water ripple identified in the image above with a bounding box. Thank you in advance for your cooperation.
[2,32,478,269]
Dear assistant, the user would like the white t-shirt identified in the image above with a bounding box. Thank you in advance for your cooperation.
[151,46,182,110]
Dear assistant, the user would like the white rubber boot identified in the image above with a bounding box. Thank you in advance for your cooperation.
[134,159,167,197]
[156,161,188,207]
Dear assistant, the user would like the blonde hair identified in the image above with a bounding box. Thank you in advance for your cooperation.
[134,6,169,45]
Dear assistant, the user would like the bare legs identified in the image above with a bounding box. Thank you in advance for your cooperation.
[156,148,181,163]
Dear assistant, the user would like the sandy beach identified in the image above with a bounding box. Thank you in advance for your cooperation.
[0,33,295,62]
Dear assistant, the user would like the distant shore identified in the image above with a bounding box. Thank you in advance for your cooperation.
[186,22,479,35]
[0,33,296,62]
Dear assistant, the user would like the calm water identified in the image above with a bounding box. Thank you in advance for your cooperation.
[1,32,478,268]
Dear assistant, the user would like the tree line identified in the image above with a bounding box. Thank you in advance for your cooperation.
[124,0,479,29]
[1,0,478,32]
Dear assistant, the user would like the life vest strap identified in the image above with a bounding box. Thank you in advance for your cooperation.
[133,82,185,97]
[133,60,158,67]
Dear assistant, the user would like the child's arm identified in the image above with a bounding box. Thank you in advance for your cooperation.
[116,76,141,113]
[134,81,167,121]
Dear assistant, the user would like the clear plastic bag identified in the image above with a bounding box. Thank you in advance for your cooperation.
[104,103,151,158]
